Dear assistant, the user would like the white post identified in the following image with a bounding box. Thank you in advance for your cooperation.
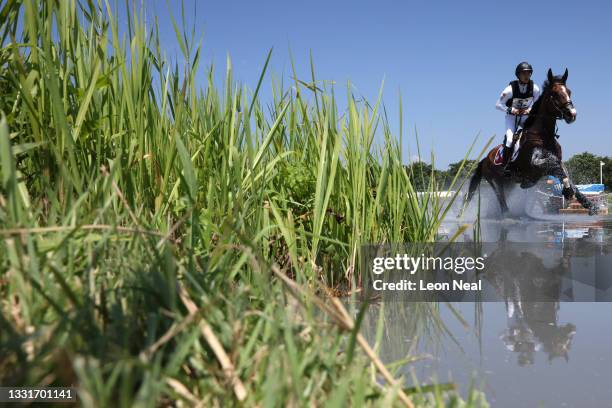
[601,161,605,185]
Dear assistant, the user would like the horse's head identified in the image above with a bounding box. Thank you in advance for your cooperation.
[546,68,577,124]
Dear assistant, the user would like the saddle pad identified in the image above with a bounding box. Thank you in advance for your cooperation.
[493,142,521,166]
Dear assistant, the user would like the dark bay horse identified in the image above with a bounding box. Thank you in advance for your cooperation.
[465,68,596,216]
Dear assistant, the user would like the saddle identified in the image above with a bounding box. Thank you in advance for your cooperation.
[494,129,524,167]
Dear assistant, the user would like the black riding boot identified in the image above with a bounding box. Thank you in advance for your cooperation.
[501,145,513,173]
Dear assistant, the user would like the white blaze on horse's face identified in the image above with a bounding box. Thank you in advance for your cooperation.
[561,86,577,122]
[553,83,577,123]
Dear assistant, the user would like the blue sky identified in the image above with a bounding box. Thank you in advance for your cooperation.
[135,0,611,168]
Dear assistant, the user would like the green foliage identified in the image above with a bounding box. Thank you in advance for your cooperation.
[277,160,317,210]
[442,160,479,189]
[406,161,438,191]
[0,0,486,406]
[405,159,479,191]
[565,152,611,190]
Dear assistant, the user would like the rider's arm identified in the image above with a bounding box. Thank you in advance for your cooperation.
[496,85,512,114]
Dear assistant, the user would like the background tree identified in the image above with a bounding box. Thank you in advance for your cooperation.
[565,152,611,190]
[406,159,479,191]
[441,159,478,189]
[406,161,438,191]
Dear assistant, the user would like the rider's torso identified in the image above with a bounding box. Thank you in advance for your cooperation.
[506,80,534,110]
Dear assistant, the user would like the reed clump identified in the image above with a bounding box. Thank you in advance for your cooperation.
[0,1,487,406]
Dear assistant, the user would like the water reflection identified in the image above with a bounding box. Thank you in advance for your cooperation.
[484,229,575,366]
[358,217,612,407]
[456,218,611,365]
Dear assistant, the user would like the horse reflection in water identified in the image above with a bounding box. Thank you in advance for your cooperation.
[481,228,576,366]
[500,293,575,366]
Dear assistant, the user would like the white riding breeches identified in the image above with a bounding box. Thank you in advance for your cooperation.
[504,114,528,147]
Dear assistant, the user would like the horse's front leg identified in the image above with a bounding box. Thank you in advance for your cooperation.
[531,148,596,215]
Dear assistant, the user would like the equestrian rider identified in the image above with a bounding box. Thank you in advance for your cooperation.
[495,61,541,171]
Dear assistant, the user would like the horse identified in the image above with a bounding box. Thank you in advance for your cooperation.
[464,68,596,216]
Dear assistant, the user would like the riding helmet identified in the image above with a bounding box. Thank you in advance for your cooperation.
[515,61,533,78]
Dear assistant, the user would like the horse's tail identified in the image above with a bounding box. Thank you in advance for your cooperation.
[466,159,484,204]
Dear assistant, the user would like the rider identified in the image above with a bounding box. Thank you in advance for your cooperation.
[495,61,541,171]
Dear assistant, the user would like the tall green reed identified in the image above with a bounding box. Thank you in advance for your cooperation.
[0,1,488,406]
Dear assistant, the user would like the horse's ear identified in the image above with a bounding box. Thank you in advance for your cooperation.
[547,68,554,82]
[562,68,568,83]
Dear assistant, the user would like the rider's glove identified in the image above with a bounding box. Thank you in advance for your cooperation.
[506,107,512,114]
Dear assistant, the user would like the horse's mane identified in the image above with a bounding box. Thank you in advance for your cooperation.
[523,76,565,128]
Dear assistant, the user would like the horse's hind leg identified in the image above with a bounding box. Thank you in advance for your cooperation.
[466,159,484,205]
[485,175,510,215]
[459,159,485,218]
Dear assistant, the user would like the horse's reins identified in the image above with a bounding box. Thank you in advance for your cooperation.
[514,88,574,140]
[519,94,572,120]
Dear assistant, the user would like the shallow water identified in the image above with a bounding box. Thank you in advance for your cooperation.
[358,216,612,407]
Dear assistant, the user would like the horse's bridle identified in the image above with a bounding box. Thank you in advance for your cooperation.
[548,86,574,119]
